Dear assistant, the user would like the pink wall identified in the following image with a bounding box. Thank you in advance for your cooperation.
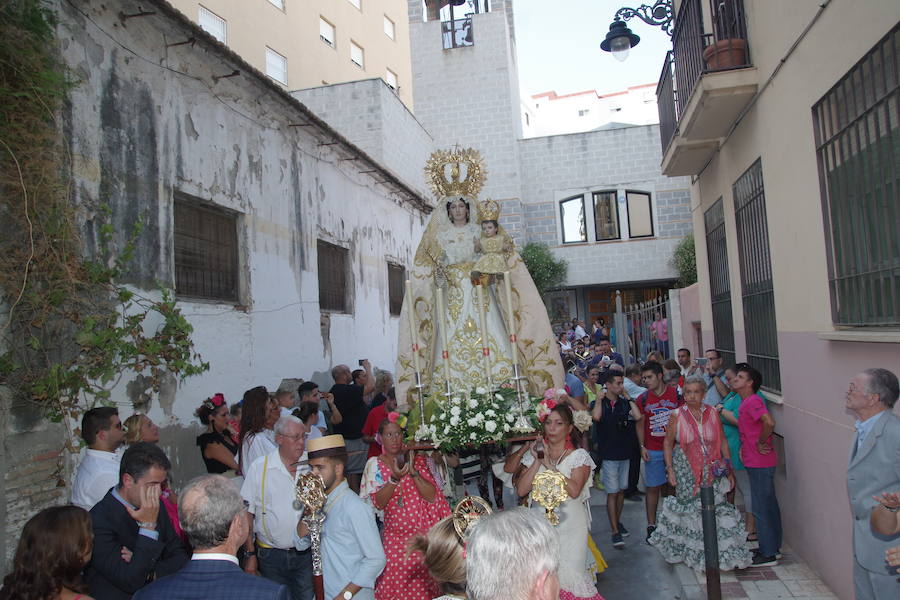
[698,326,900,599]
[677,283,701,356]
[775,332,900,600]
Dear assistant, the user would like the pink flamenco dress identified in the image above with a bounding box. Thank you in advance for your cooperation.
[362,454,451,600]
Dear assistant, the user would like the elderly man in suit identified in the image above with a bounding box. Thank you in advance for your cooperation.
[846,368,900,600]
[135,474,288,600]
[85,442,189,599]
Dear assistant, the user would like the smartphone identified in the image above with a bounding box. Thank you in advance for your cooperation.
[696,357,708,366]
[358,359,365,366]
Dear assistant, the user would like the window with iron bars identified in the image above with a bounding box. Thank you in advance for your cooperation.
[733,159,780,392]
[813,23,900,327]
[704,198,735,367]
[388,262,405,316]
[174,195,240,302]
[318,240,349,312]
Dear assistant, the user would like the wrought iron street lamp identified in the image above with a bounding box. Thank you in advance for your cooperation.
[600,0,673,61]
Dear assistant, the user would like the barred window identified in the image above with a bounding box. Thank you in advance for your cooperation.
[814,23,900,327]
[559,195,586,243]
[318,241,349,312]
[704,198,735,366]
[733,159,780,392]
[593,191,620,241]
[174,196,239,302]
[388,263,405,316]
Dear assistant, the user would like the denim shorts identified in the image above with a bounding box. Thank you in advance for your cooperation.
[645,449,667,487]
[601,459,630,493]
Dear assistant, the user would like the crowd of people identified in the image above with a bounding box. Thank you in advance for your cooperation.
[1,340,899,600]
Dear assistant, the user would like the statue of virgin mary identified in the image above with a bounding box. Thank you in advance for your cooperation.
[396,147,564,408]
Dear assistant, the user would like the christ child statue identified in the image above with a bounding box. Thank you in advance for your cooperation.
[472,200,512,285]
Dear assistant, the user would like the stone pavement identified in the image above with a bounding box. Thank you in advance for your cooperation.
[588,488,839,599]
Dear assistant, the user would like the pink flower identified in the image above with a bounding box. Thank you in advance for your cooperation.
[387,411,400,423]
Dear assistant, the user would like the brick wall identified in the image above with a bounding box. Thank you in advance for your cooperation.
[1,424,69,572]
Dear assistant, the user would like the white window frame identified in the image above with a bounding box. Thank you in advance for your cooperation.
[384,15,396,40]
[198,5,226,43]
[265,47,288,85]
[348,0,361,9]
[319,17,336,48]
[385,68,398,90]
[350,41,364,69]
[267,0,285,10]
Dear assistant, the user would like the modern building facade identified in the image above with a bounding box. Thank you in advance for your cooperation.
[524,83,659,137]
[654,0,900,596]
[167,0,415,108]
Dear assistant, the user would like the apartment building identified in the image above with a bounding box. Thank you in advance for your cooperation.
[651,0,900,596]
[168,0,414,108]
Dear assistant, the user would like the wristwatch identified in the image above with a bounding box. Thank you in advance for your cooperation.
[342,591,353,600]
[137,521,156,529]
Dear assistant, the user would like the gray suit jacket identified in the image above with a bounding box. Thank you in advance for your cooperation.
[847,410,900,573]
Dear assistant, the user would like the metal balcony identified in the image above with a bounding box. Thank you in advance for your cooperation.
[657,0,759,176]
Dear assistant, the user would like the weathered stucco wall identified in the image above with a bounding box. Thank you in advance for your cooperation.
[61,0,428,419]
[0,1,428,565]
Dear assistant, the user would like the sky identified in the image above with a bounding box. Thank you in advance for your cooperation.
[512,0,673,98]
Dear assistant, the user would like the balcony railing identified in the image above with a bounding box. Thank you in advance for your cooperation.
[655,0,752,154]
[657,51,677,154]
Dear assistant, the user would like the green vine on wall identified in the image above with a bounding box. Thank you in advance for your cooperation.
[0,0,208,433]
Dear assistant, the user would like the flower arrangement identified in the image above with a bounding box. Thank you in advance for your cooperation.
[422,387,541,452]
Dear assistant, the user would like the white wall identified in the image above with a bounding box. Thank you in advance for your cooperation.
[60,0,429,433]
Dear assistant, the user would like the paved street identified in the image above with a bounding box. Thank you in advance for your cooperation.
[588,489,839,599]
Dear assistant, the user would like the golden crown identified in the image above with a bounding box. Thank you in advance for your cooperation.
[425,146,486,199]
[477,199,500,221]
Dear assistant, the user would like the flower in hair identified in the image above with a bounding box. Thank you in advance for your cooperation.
[536,397,557,423]
[387,411,408,429]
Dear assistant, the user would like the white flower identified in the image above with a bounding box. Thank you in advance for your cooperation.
[468,398,479,409]
[485,409,496,417]
[573,410,592,433]
[475,387,487,395]
[506,413,515,423]
[467,417,479,427]
[450,406,461,417]
[444,426,451,435]
[450,415,459,427]
[495,393,504,400]
[469,432,477,440]
[485,420,497,433]
[452,397,462,405]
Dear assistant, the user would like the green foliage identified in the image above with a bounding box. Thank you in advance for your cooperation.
[0,1,208,428]
[672,234,697,287]
[521,242,568,297]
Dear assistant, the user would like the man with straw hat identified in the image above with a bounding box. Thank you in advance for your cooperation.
[295,435,385,600]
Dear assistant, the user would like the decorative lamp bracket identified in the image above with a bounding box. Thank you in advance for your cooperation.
[613,0,674,37]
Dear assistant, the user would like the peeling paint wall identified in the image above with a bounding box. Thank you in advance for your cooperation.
[52,0,427,493]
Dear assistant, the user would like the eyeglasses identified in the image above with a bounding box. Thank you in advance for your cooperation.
[279,433,305,441]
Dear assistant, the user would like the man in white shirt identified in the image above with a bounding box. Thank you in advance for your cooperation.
[71,406,125,510]
[241,416,312,600]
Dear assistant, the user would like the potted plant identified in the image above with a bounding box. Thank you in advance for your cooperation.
[703,37,748,70]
